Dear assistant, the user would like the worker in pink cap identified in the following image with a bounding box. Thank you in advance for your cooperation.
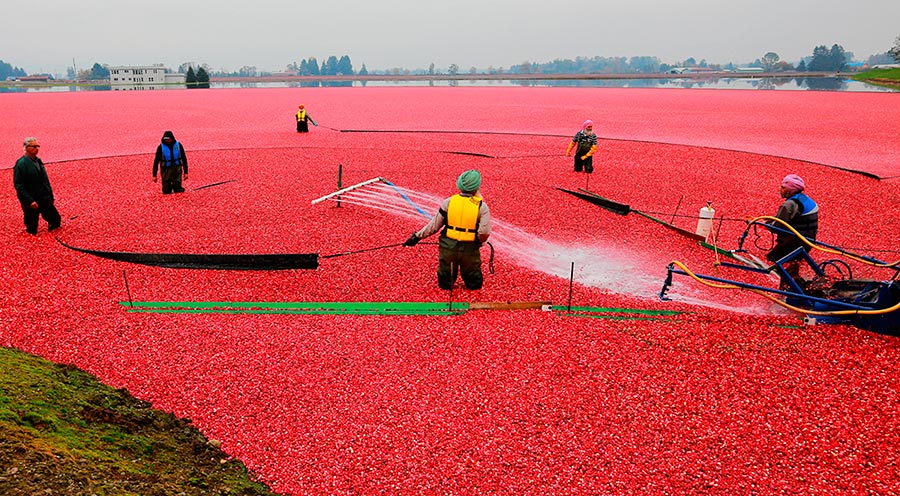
[766,173,819,287]
[565,120,598,173]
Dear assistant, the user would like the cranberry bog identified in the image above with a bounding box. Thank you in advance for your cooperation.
[2,87,900,494]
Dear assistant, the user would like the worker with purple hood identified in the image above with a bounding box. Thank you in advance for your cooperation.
[152,130,189,194]
[565,120,598,173]
[766,173,819,284]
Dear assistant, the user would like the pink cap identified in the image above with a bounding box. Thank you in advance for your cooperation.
[781,174,805,192]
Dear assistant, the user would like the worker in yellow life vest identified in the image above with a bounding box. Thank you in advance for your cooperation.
[404,170,492,290]
[296,104,317,132]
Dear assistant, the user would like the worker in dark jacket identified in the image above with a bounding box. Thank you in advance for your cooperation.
[767,173,819,287]
[152,130,188,194]
[404,170,492,290]
[13,137,61,235]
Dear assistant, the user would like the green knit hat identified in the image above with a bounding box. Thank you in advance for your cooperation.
[456,169,482,193]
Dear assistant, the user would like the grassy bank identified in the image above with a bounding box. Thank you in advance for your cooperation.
[0,346,281,495]
[851,67,900,88]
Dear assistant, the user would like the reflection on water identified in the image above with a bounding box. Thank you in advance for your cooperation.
[649,76,881,92]
[352,77,888,92]
[1,77,894,93]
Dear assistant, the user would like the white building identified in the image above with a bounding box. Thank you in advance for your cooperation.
[109,65,186,90]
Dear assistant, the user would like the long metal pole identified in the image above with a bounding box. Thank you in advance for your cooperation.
[449,262,456,312]
[123,270,133,308]
[336,163,343,207]
[671,195,684,224]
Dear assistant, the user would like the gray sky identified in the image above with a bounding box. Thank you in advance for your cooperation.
[6,0,899,75]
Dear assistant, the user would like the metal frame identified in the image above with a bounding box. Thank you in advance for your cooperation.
[660,221,900,334]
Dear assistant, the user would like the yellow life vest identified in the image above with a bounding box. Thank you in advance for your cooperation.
[297,109,306,121]
[445,194,481,242]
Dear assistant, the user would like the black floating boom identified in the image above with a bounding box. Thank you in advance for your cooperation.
[193,179,237,191]
[555,187,631,215]
[57,239,319,270]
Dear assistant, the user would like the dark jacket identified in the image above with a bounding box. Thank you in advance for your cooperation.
[152,130,189,177]
[767,192,819,263]
[13,155,54,206]
[777,193,819,242]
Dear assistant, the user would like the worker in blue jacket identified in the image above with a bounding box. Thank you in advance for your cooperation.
[767,173,818,287]
[152,130,189,194]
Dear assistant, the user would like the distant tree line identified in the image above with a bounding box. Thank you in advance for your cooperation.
[521,44,879,75]
[481,39,898,75]
[890,35,900,63]
[867,52,897,66]
[0,59,27,80]
[292,55,354,76]
[286,55,357,86]
[87,63,110,80]
[7,35,897,84]
[804,44,848,71]
[509,55,665,74]
[509,45,851,75]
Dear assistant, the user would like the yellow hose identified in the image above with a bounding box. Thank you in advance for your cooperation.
[747,216,900,269]
[668,260,900,317]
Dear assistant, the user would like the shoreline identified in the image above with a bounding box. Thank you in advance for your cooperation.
[1,71,845,89]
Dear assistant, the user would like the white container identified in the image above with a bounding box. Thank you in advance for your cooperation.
[696,203,715,241]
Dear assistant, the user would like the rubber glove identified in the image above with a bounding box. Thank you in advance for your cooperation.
[404,233,420,246]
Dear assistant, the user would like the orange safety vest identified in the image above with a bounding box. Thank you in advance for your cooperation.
[445,194,481,242]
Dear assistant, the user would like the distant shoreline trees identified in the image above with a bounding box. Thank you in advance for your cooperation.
[0,59,27,80]
[291,55,355,86]
[7,36,898,83]
[805,44,847,72]
[890,35,900,63]
[507,55,665,75]
[185,65,210,88]
[88,63,109,80]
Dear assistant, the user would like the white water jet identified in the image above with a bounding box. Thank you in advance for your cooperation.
[322,181,791,314]
[323,182,665,298]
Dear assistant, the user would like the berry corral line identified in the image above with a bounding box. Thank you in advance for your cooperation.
[117,300,682,318]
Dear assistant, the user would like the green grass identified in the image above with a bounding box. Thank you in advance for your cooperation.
[852,67,900,88]
[0,346,281,495]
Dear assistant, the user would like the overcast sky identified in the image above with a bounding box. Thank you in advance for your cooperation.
[6,0,899,75]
